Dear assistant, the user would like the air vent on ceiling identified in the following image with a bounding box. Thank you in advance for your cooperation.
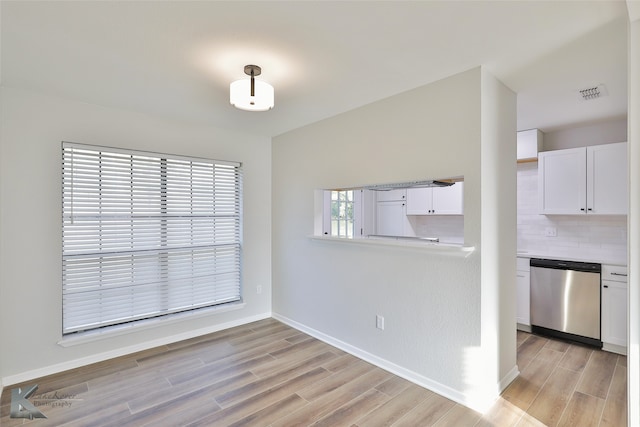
[578,84,607,101]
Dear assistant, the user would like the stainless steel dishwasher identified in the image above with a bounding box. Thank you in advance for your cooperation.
[530,258,602,347]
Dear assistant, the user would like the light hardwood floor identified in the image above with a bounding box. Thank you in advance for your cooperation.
[0,320,627,426]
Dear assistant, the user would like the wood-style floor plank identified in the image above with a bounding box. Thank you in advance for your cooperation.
[214,351,336,408]
[392,393,456,426]
[516,334,548,370]
[476,398,526,427]
[525,366,580,426]
[432,403,482,427]
[575,349,618,399]
[309,388,389,427]
[296,359,375,401]
[600,364,627,427]
[0,322,627,427]
[557,343,592,373]
[353,383,433,427]
[271,366,392,427]
[557,391,605,427]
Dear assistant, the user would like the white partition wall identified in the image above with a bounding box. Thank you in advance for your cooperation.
[272,67,516,411]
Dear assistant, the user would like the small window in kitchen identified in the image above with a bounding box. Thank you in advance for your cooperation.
[331,190,355,238]
[323,189,363,238]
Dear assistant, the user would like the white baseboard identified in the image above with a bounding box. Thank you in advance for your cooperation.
[499,365,520,391]
[2,312,271,387]
[603,342,627,356]
[273,312,511,413]
[517,323,532,333]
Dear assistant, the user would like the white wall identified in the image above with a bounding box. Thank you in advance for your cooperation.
[627,6,640,425]
[480,69,517,400]
[542,117,627,151]
[271,67,516,410]
[0,87,272,383]
[0,2,4,393]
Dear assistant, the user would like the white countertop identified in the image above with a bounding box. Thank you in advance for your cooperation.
[310,235,475,257]
[517,251,627,266]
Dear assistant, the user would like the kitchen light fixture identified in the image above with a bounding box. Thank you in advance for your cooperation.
[230,65,274,111]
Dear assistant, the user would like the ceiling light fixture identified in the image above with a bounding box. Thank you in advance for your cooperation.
[230,65,274,111]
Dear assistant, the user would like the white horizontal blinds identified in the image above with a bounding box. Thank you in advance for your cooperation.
[62,142,242,334]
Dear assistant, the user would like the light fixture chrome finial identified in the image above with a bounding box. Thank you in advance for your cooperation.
[230,64,274,111]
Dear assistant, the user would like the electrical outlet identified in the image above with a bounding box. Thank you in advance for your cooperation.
[544,227,557,237]
[376,315,385,330]
[256,285,262,294]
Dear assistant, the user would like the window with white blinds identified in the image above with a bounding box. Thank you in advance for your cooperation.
[62,142,242,334]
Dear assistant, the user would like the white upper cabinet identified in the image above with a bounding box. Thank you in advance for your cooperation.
[405,188,430,214]
[538,147,586,214]
[587,143,628,215]
[406,182,464,215]
[538,142,627,215]
[517,129,543,161]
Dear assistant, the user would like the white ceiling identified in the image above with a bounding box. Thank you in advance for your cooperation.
[1,1,631,137]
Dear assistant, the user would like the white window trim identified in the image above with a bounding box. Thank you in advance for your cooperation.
[57,301,246,347]
[61,142,243,335]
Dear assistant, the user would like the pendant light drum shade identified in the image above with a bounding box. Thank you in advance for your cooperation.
[230,65,274,111]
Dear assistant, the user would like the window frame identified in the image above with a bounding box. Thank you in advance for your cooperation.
[61,142,243,335]
[323,189,363,238]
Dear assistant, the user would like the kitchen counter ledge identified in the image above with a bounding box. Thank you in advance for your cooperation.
[310,235,475,257]
[517,251,627,266]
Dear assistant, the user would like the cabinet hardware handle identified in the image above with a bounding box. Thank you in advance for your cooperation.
[517,274,525,278]
[611,272,628,277]
[588,208,593,211]
[603,285,609,288]
[580,208,585,211]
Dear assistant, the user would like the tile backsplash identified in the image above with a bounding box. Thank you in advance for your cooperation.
[408,215,464,244]
[517,162,627,263]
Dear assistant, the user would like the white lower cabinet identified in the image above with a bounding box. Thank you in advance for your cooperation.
[601,264,628,353]
[516,257,530,328]
[376,200,410,236]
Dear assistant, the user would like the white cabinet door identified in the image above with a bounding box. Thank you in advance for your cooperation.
[517,129,542,160]
[406,188,430,215]
[516,258,530,326]
[406,183,463,215]
[376,201,407,236]
[587,142,627,215]
[432,182,464,214]
[538,147,586,214]
[601,264,628,351]
[602,280,627,347]
[538,143,627,215]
